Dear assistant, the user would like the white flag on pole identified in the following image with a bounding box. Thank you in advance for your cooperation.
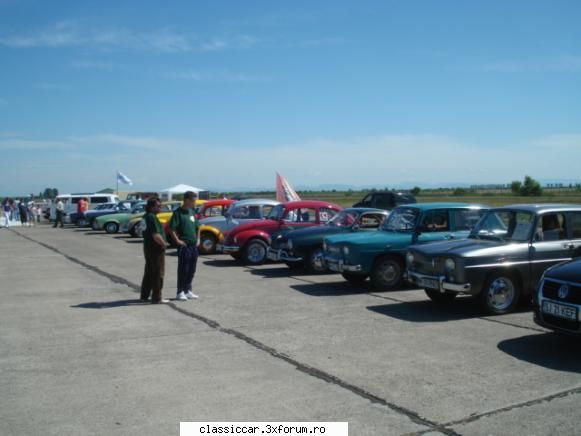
[117,171,133,185]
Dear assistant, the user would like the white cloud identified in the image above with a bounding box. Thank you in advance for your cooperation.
[477,55,581,73]
[164,69,272,83]
[0,21,259,53]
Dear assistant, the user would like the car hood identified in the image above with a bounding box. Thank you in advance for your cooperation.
[409,237,518,258]
[544,259,581,283]
[325,230,412,248]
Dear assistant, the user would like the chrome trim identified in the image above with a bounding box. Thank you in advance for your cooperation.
[324,256,362,272]
[408,271,471,293]
[221,245,240,253]
[464,258,571,269]
[266,248,302,262]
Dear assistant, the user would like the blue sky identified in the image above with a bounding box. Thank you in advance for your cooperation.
[1,0,580,195]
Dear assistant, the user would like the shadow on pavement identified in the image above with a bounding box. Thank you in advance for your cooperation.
[71,299,149,309]
[367,298,483,322]
[498,333,581,373]
[202,258,241,267]
[290,281,373,296]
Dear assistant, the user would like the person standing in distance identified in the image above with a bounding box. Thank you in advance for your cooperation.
[168,191,200,301]
[53,198,65,228]
[140,197,169,304]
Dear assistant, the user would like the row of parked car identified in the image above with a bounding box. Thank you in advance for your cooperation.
[80,194,581,337]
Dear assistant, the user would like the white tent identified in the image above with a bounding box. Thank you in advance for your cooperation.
[159,184,206,201]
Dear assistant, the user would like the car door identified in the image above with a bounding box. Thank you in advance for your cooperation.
[565,211,581,259]
[414,209,455,244]
[529,212,573,283]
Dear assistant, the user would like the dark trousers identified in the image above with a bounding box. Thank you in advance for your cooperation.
[177,244,198,293]
[53,211,64,227]
[141,244,165,302]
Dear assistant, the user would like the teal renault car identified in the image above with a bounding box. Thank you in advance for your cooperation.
[322,203,489,291]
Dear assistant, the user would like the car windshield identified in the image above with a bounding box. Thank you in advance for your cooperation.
[267,204,285,220]
[381,207,419,231]
[471,210,534,242]
[328,210,360,227]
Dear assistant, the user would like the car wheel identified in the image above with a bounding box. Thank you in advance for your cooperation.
[129,226,137,237]
[425,288,457,304]
[341,272,368,283]
[370,255,403,291]
[243,239,268,265]
[199,232,217,254]
[479,272,521,315]
[305,247,327,273]
[104,222,119,234]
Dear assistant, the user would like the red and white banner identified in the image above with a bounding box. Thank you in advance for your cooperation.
[276,172,301,202]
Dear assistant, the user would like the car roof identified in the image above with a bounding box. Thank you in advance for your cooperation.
[231,198,281,207]
[281,200,342,208]
[492,204,581,214]
[343,207,389,214]
[393,202,489,211]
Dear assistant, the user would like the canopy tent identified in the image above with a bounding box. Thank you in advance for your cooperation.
[159,184,207,201]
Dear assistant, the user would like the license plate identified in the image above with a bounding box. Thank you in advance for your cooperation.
[418,277,439,289]
[542,301,577,321]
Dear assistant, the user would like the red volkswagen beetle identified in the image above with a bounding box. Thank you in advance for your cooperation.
[221,200,343,265]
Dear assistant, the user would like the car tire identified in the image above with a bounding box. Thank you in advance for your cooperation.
[242,239,268,265]
[305,247,327,273]
[104,222,119,234]
[370,255,403,291]
[425,288,457,304]
[341,272,368,283]
[479,272,521,315]
[199,232,217,254]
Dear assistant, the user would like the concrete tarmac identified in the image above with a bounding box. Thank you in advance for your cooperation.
[1,224,580,436]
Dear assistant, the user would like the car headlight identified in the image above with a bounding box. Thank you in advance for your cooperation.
[342,245,350,256]
[444,258,455,272]
[406,252,414,266]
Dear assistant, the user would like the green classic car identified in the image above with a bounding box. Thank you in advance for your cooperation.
[267,208,388,273]
[93,201,146,234]
[322,203,489,291]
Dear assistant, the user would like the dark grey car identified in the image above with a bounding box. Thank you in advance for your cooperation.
[406,204,581,314]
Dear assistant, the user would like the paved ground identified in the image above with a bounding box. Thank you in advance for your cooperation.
[1,224,580,436]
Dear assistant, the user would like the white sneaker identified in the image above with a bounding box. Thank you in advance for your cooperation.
[185,291,199,299]
[176,291,188,301]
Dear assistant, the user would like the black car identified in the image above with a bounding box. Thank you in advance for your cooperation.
[406,204,581,314]
[534,258,581,336]
[352,192,416,210]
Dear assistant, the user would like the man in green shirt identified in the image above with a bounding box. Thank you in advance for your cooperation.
[168,191,201,301]
[140,197,168,304]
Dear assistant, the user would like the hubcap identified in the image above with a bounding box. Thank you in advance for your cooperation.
[310,249,326,272]
[379,261,399,284]
[106,223,116,232]
[487,277,515,311]
[247,243,266,263]
[202,237,214,251]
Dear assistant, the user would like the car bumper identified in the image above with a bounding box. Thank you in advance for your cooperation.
[408,271,472,293]
[534,298,581,336]
[221,244,240,254]
[267,248,303,262]
[323,255,361,273]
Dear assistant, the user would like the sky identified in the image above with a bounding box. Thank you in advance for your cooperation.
[1,0,580,196]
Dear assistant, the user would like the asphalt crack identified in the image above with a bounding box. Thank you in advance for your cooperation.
[12,229,457,435]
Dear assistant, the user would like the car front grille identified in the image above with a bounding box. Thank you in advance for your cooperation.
[542,279,581,305]
[410,252,445,275]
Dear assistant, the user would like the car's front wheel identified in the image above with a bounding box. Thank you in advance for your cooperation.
[425,288,457,304]
[243,239,268,265]
[104,222,119,234]
[370,256,403,291]
[305,248,326,273]
[199,232,217,254]
[479,272,521,314]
